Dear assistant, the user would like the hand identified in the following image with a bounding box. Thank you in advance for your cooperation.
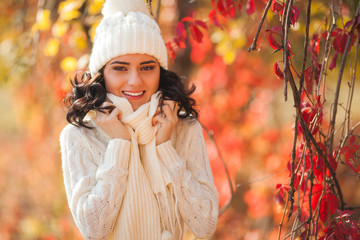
[152,100,179,145]
[93,102,131,140]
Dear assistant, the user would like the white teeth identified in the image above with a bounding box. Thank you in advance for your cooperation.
[123,91,144,96]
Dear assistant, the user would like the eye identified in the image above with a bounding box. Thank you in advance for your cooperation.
[113,66,127,71]
[141,66,155,71]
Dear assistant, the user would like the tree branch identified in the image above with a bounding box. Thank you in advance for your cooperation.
[328,2,360,155]
[200,123,234,216]
[248,0,273,52]
[299,0,312,92]
[286,62,344,210]
[317,0,337,96]
[282,0,295,102]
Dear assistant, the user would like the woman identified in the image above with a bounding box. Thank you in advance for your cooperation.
[60,0,219,239]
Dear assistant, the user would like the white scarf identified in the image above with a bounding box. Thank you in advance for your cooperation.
[106,92,179,240]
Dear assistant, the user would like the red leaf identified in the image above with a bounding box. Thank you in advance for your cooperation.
[329,52,338,70]
[313,155,324,182]
[275,184,289,205]
[311,184,323,210]
[227,5,236,18]
[311,185,338,222]
[195,20,208,29]
[336,209,354,219]
[217,0,226,16]
[176,22,187,41]
[326,153,338,177]
[237,2,243,12]
[290,5,300,25]
[190,24,204,43]
[287,41,294,57]
[225,0,236,18]
[333,33,350,53]
[309,34,320,70]
[208,9,223,29]
[268,32,281,50]
[246,0,255,15]
[321,29,339,40]
[181,16,194,23]
[319,190,338,222]
[349,135,357,145]
[166,41,176,60]
[274,62,284,80]
[304,66,313,93]
[271,26,282,32]
[340,135,360,173]
[224,0,234,6]
[173,38,186,48]
[271,2,284,14]
[344,19,354,30]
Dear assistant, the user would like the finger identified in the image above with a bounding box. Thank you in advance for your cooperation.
[163,100,176,111]
[175,102,180,114]
[99,102,115,114]
[109,107,121,119]
[154,107,161,117]
[161,104,173,118]
[152,115,167,125]
[100,101,113,107]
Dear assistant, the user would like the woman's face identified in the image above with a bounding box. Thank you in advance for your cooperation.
[103,54,160,111]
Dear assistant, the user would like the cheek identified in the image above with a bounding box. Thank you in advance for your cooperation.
[149,72,160,91]
[104,75,125,91]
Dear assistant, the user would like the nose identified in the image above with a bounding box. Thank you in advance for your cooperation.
[128,69,142,87]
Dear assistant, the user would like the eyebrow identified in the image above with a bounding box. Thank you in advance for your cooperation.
[109,60,157,65]
[110,61,129,65]
[140,60,157,65]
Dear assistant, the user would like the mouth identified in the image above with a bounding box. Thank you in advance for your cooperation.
[122,91,145,97]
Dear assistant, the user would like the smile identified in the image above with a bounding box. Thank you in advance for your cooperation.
[122,91,145,97]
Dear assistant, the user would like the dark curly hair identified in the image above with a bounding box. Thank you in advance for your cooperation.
[64,67,198,128]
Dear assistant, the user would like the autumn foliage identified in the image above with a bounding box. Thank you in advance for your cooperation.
[0,0,359,239]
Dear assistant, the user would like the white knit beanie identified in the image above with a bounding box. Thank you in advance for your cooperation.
[89,0,168,76]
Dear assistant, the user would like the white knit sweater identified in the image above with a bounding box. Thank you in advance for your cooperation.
[60,118,219,240]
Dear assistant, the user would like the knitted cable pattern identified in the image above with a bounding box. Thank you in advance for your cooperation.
[60,98,219,240]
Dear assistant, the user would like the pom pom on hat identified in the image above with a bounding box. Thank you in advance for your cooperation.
[89,0,168,76]
[102,0,150,17]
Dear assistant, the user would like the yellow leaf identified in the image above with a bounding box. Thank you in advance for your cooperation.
[70,32,87,50]
[44,38,60,56]
[215,39,231,56]
[30,23,39,36]
[75,36,87,50]
[58,0,85,21]
[19,217,43,238]
[36,9,51,31]
[88,0,104,15]
[61,57,77,72]
[60,9,81,21]
[233,36,246,49]
[52,21,69,38]
[223,51,236,65]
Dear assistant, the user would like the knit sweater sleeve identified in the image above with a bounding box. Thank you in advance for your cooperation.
[156,120,219,238]
[60,125,131,240]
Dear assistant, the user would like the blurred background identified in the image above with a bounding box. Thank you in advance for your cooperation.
[0,0,359,239]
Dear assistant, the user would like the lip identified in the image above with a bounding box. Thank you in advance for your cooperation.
[122,90,146,99]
